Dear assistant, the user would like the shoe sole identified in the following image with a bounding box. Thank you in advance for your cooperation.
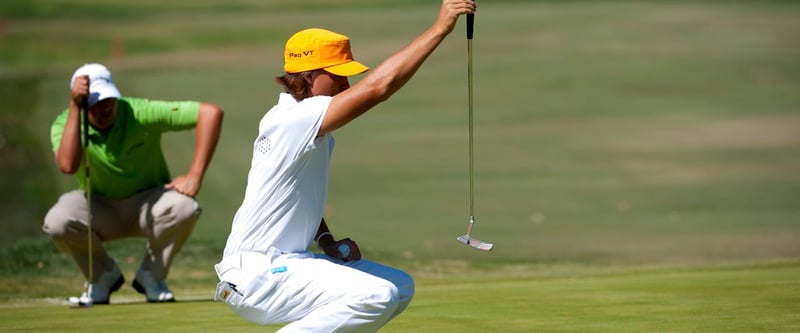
[132,279,176,303]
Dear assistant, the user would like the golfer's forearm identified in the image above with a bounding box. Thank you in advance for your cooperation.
[318,6,461,135]
[55,103,83,174]
[320,28,447,135]
[188,103,223,178]
[365,27,447,101]
[360,1,461,98]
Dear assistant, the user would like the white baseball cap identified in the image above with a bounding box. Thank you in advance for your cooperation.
[70,63,121,106]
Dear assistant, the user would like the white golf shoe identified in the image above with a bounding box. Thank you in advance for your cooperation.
[66,264,124,305]
[132,269,175,303]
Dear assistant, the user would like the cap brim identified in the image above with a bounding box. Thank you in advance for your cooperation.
[88,82,121,106]
[323,60,369,77]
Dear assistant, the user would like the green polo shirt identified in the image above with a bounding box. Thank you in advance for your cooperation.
[51,97,200,199]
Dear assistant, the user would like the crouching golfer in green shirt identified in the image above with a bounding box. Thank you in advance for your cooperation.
[44,63,224,305]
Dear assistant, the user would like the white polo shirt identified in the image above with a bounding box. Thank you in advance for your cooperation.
[223,93,334,256]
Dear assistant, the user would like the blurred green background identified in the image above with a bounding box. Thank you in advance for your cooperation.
[1,0,799,304]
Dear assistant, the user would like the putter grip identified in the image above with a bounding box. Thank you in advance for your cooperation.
[466,13,474,40]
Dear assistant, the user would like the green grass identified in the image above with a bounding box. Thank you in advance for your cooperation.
[1,0,799,331]
[1,263,798,332]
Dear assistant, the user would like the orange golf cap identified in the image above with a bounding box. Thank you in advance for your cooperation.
[284,28,369,76]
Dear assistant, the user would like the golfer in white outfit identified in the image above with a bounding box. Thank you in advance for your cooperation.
[215,0,477,331]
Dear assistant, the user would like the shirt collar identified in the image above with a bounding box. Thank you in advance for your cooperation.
[278,93,298,105]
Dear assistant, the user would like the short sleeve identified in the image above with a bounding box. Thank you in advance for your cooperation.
[50,109,69,152]
[126,98,200,131]
[272,95,331,155]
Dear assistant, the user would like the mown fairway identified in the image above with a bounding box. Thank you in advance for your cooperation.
[1,0,799,332]
[1,263,798,332]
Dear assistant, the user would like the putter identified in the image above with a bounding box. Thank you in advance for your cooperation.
[70,93,94,308]
[457,11,494,252]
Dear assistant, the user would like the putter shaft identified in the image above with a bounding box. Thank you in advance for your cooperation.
[468,38,475,220]
[456,13,493,252]
[82,98,94,306]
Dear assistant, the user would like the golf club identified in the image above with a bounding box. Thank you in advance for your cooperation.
[456,11,494,252]
[69,93,94,308]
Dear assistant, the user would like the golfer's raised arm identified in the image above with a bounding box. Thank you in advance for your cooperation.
[319,0,476,136]
[55,75,90,174]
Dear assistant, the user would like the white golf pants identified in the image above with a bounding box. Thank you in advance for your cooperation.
[215,249,415,332]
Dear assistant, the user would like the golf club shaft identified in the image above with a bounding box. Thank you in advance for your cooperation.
[465,216,475,236]
[467,13,475,233]
[457,9,493,251]
[82,98,93,285]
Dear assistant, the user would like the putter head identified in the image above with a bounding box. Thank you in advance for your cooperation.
[457,235,494,251]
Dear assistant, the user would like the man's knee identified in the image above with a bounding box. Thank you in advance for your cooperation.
[42,191,85,238]
[153,191,201,224]
[43,207,69,237]
[360,282,401,317]
[173,194,201,222]
[395,271,415,305]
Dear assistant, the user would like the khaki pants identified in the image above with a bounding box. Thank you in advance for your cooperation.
[43,187,200,283]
